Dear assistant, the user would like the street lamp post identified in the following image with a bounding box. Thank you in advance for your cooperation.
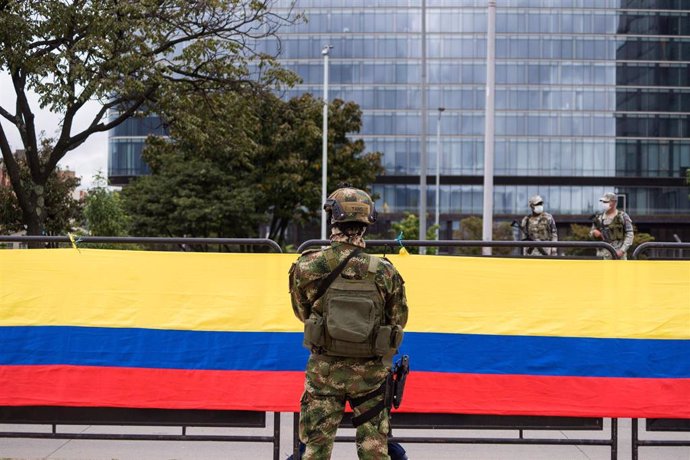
[481,1,496,255]
[321,44,333,241]
[435,107,445,239]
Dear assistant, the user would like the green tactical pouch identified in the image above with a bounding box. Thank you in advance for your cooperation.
[374,325,393,355]
[374,325,405,355]
[391,325,404,348]
[303,315,325,349]
[326,296,375,342]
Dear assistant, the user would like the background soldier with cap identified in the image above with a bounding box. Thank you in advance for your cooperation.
[519,195,558,256]
[289,185,409,460]
[590,192,634,260]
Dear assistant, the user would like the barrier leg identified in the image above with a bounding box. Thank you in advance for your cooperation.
[273,412,281,460]
[293,412,301,459]
[611,417,617,460]
[631,418,638,460]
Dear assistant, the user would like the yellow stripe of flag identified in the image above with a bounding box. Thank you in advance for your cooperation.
[0,249,688,339]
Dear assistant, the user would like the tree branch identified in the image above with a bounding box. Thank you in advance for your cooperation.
[0,125,30,213]
[0,105,15,124]
[46,88,155,174]
[11,70,40,179]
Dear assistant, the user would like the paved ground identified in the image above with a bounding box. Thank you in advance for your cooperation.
[1,416,689,459]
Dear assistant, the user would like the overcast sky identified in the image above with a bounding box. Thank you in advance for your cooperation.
[0,74,108,189]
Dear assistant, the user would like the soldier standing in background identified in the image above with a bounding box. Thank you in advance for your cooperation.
[519,195,558,256]
[590,192,634,260]
[289,185,409,460]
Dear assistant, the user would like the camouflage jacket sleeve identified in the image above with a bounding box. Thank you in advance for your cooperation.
[288,252,325,323]
[289,262,306,322]
[378,259,409,330]
[621,212,634,253]
[549,214,558,242]
[589,219,599,238]
[520,216,529,237]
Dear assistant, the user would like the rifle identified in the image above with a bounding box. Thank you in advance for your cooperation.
[511,220,548,256]
[589,214,611,242]
[386,355,410,410]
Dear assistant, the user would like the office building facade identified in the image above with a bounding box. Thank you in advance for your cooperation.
[108,0,690,238]
[257,0,690,239]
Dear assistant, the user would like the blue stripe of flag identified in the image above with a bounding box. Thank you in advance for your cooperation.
[1,326,688,378]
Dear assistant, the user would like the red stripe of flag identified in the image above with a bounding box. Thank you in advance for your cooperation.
[2,365,689,418]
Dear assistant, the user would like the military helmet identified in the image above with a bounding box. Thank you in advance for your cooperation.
[528,195,544,207]
[600,192,617,203]
[324,187,378,225]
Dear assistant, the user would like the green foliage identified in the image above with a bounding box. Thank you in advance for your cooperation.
[84,173,130,237]
[122,92,382,244]
[563,223,655,257]
[631,230,655,259]
[0,0,300,235]
[122,91,263,239]
[256,94,383,245]
[561,224,595,257]
[0,140,81,235]
[452,216,514,256]
[389,213,439,254]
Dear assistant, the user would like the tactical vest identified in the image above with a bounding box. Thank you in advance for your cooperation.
[522,213,551,241]
[597,211,626,242]
[303,250,403,358]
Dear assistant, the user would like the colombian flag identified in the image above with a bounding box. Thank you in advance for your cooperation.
[0,249,688,418]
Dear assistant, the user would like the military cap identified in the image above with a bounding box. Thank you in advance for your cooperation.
[600,192,617,203]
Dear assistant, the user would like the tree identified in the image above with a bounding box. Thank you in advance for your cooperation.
[389,213,439,255]
[0,139,81,235]
[452,216,514,256]
[256,94,383,244]
[0,1,299,238]
[121,90,263,239]
[83,173,130,237]
[121,92,383,245]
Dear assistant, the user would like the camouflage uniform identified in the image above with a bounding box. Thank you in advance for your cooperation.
[590,210,634,260]
[520,212,558,256]
[290,229,408,460]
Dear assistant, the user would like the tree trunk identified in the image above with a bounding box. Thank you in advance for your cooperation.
[276,217,289,247]
[20,179,47,247]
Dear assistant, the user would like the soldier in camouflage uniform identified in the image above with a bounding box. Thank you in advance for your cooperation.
[589,192,634,260]
[289,186,408,460]
[519,195,558,256]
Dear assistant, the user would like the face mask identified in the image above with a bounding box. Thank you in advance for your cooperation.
[533,205,544,214]
[601,202,610,211]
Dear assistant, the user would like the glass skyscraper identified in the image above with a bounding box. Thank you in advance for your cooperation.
[107,112,166,185]
[255,0,690,239]
[108,0,690,239]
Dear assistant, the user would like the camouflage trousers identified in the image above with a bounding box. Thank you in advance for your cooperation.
[299,354,390,460]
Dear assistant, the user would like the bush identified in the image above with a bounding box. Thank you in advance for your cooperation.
[452,216,514,256]
[389,213,439,255]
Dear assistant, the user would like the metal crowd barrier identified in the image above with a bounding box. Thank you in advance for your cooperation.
[0,236,283,253]
[632,419,690,460]
[297,239,619,259]
[3,237,689,459]
[0,407,281,459]
[0,236,285,458]
[632,242,690,260]
[290,413,618,460]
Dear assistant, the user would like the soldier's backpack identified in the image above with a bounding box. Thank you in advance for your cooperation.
[303,248,402,358]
